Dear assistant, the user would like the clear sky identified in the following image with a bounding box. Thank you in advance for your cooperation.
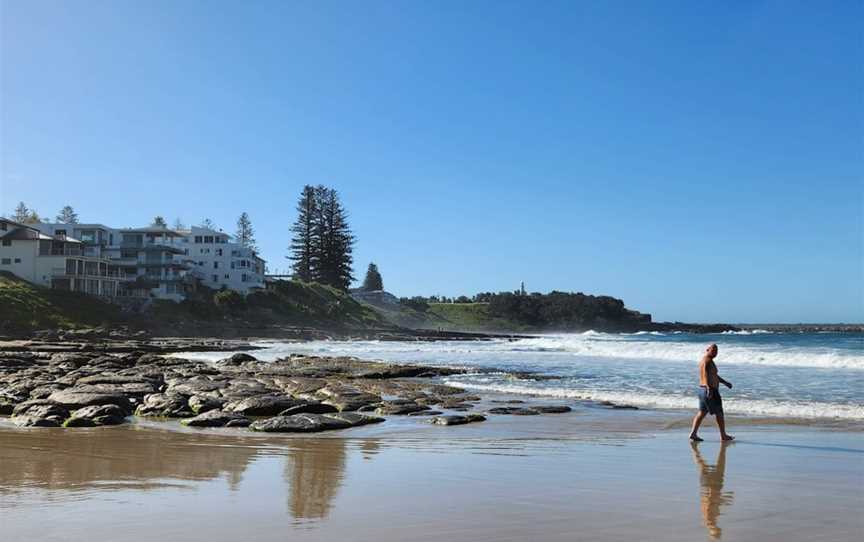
[1,1,861,323]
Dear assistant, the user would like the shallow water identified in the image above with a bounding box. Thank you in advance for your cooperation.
[179,331,864,421]
[2,420,862,542]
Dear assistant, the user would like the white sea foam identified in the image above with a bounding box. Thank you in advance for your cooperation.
[443,380,864,420]
[179,335,863,371]
[489,336,864,370]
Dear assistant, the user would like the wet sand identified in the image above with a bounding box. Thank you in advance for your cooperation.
[2,412,862,542]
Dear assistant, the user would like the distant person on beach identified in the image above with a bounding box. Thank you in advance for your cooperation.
[689,343,734,441]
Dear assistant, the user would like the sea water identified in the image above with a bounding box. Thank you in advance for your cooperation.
[185,331,864,421]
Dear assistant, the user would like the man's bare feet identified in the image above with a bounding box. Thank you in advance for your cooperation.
[689,434,704,442]
[721,435,735,441]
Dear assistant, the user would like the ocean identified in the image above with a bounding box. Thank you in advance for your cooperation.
[184,331,864,421]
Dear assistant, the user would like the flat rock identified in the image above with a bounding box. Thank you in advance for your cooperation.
[375,401,429,415]
[249,413,352,433]
[47,389,133,414]
[487,407,539,416]
[188,395,225,414]
[135,393,193,417]
[429,414,486,426]
[326,412,384,427]
[531,405,572,414]
[224,394,304,416]
[13,404,70,427]
[63,404,127,427]
[407,410,443,417]
[278,402,339,416]
[181,409,251,428]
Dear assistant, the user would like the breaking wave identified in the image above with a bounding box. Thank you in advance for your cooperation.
[443,380,864,420]
[490,335,863,370]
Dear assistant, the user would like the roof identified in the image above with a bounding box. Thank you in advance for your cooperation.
[0,228,54,241]
[120,227,184,236]
[0,217,30,229]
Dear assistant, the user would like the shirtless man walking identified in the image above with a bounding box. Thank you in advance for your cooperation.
[690,344,734,442]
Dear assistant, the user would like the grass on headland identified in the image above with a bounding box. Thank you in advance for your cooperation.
[424,302,532,332]
[0,271,126,334]
[0,272,386,336]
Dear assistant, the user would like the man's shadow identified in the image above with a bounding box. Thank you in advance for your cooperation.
[691,440,735,540]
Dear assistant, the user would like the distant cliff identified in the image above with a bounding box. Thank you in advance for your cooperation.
[353,289,738,333]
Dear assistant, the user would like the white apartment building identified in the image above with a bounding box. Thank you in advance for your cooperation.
[7,220,266,302]
[180,226,265,294]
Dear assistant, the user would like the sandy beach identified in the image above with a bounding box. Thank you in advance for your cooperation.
[2,408,862,542]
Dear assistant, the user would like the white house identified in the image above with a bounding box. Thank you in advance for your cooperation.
[1,218,124,297]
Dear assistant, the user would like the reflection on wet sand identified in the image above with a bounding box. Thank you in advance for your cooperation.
[691,441,735,540]
[0,425,359,523]
[0,426,259,495]
[284,438,371,520]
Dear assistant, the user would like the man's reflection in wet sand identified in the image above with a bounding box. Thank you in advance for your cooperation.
[691,441,735,540]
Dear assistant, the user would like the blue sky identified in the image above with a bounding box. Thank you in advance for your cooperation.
[1,1,861,323]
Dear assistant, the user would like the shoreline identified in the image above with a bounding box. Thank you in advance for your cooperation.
[1,346,859,432]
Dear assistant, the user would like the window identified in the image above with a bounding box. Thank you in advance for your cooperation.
[213,261,219,269]
[224,274,230,279]
[56,229,67,236]
[230,262,235,269]
[194,236,202,243]
[241,273,248,282]
[1,240,10,246]
[240,260,247,268]
[198,261,204,266]
[0,222,6,231]
[14,258,20,263]
[212,275,218,282]
[204,236,213,243]
[1,258,10,265]
[216,248,222,256]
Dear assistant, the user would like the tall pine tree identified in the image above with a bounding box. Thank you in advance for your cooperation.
[12,201,30,222]
[289,185,318,281]
[315,187,355,290]
[362,263,383,291]
[152,216,167,228]
[56,205,79,224]
[235,212,257,252]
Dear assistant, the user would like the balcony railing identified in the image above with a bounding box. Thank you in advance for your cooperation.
[52,267,127,279]
[40,247,83,256]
